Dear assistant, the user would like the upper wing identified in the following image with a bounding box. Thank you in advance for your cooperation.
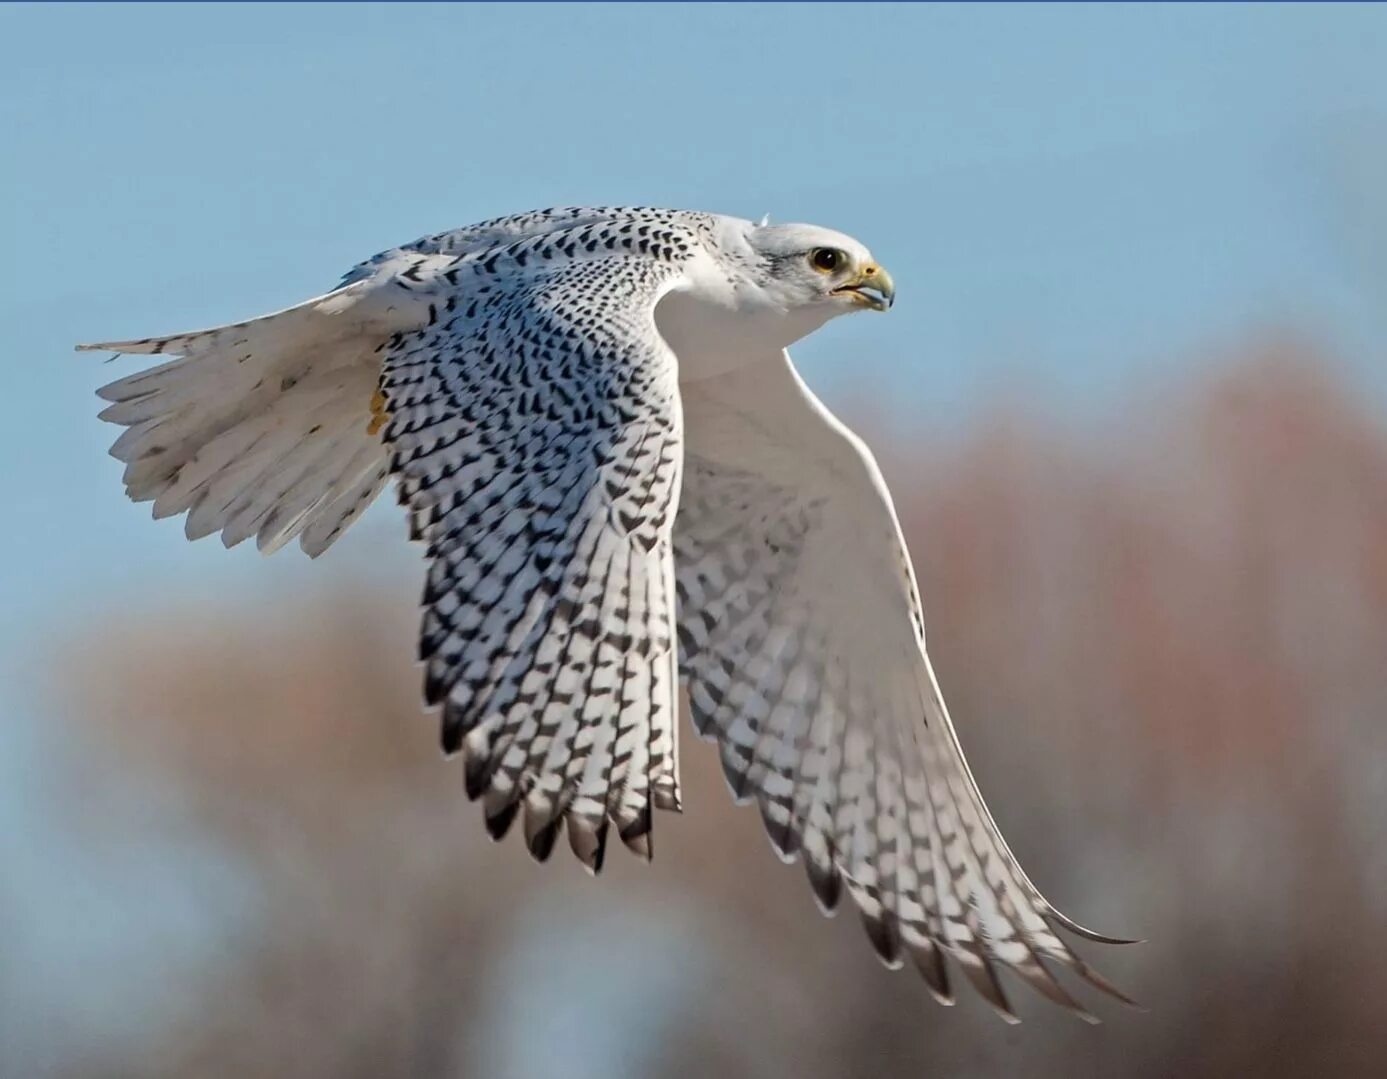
[674,351,1136,1021]
[379,231,690,870]
[81,209,701,870]
[81,207,645,558]
[336,207,657,288]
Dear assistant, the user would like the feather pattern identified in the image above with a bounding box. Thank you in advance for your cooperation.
[377,214,702,868]
[675,350,1137,1020]
[82,205,1136,1020]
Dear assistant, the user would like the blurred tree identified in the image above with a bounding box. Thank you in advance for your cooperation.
[45,342,1387,1079]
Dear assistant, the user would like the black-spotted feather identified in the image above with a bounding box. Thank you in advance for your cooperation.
[378,231,693,869]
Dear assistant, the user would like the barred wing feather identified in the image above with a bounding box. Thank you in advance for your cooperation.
[675,351,1136,1021]
[379,242,687,870]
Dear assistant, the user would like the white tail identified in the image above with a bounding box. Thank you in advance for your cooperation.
[81,282,395,556]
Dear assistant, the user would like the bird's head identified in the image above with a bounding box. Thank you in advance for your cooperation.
[744,222,895,315]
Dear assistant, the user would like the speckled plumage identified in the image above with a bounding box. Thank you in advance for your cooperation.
[81,205,1137,1022]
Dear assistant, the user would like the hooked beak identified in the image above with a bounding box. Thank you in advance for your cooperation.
[831,262,895,311]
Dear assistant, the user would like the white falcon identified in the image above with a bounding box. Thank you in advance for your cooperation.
[81,206,1136,1021]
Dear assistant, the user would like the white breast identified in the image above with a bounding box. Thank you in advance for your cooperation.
[656,247,837,383]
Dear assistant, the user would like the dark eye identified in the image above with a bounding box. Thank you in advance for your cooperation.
[809,247,844,273]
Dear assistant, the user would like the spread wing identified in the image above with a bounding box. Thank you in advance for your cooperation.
[79,205,707,871]
[379,226,691,870]
[675,351,1137,1021]
[80,207,678,560]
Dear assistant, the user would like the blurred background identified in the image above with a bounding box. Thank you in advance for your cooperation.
[4,3,1387,1076]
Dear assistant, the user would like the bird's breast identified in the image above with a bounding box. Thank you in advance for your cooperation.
[655,285,835,383]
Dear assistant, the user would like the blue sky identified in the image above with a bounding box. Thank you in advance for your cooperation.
[3,1,1387,1067]
[4,2,1387,643]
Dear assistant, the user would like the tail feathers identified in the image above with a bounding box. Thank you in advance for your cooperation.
[260,443,387,555]
[87,283,389,557]
[298,459,389,557]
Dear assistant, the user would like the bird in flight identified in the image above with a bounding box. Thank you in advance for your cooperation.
[81,206,1136,1022]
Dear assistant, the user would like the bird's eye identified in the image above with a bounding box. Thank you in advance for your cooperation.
[809,247,845,273]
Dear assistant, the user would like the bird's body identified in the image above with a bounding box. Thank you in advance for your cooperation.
[82,205,1135,1021]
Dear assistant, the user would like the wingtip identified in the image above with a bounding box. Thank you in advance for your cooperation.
[861,910,906,970]
[619,820,653,861]
[1047,907,1145,946]
[952,948,1018,1024]
[1008,949,1108,1023]
[987,1000,1023,1026]
[1068,957,1143,1010]
[805,858,842,916]
[483,800,520,842]
[523,810,562,863]
[905,937,954,1006]
[567,814,609,874]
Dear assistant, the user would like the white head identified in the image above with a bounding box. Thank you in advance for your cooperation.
[743,221,895,316]
[657,216,896,379]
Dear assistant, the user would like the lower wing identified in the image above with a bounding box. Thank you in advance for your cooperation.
[674,350,1138,1022]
